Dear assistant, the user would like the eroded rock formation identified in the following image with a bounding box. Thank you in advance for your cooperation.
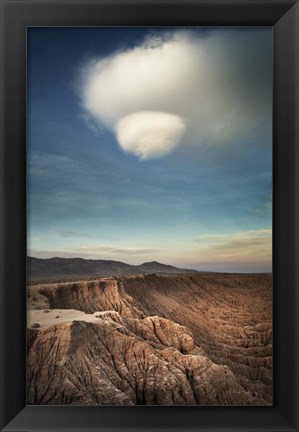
[27,273,272,405]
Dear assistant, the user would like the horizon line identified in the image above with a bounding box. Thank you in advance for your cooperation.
[27,255,272,274]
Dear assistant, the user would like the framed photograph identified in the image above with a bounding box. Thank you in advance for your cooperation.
[0,0,298,431]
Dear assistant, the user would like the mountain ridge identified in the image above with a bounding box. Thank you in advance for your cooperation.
[27,256,197,282]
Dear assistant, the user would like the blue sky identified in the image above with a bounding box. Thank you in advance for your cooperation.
[27,27,272,272]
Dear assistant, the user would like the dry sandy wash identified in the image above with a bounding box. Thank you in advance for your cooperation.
[27,273,272,406]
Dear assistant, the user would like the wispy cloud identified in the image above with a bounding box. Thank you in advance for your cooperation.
[195,229,271,242]
[79,112,106,135]
[55,229,89,238]
[194,229,272,263]
[79,245,161,256]
[28,245,161,261]
[250,200,272,216]
[28,153,80,178]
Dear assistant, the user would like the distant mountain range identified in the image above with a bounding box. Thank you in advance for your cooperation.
[27,256,196,282]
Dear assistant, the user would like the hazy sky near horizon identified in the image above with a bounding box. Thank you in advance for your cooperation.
[28,27,272,272]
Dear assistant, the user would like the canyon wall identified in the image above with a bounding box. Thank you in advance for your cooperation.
[27,273,272,405]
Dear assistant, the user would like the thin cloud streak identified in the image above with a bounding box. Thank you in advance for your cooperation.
[28,245,161,261]
[79,245,161,256]
[55,229,89,238]
[191,229,272,267]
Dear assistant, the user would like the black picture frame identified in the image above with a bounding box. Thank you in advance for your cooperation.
[0,0,298,431]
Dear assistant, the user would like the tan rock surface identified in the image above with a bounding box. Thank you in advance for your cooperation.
[27,273,272,405]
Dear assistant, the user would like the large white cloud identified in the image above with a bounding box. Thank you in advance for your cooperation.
[80,29,271,159]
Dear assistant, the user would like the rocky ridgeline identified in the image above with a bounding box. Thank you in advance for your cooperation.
[27,273,272,405]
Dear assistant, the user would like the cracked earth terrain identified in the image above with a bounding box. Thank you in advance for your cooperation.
[27,273,272,405]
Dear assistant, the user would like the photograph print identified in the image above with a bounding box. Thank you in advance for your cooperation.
[27,27,272,406]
